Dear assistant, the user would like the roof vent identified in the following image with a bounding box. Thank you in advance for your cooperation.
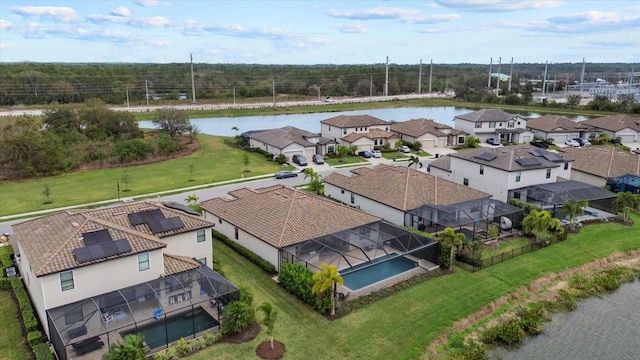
[71,222,80,228]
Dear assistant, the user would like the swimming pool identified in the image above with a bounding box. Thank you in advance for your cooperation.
[123,308,219,350]
[341,255,418,291]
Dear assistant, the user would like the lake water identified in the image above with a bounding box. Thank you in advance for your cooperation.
[489,280,640,360]
[139,107,590,137]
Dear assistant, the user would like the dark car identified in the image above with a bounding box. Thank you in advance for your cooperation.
[573,138,591,147]
[312,154,324,164]
[291,154,308,166]
[486,138,501,145]
[357,150,372,158]
[275,171,298,179]
[529,140,549,149]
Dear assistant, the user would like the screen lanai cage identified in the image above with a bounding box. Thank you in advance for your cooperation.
[47,267,239,360]
[407,198,524,241]
[280,221,440,275]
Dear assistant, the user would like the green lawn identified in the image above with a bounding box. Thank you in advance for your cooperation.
[482,237,532,258]
[192,213,640,360]
[325,156,370,166]
[0,290,32,360]
[0,135,284,217]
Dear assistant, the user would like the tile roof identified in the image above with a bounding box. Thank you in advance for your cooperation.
[246,126,320,149]
[200,185,381,248]
[557,147,640,178]
[342,128,398,142]
[163,254,202,276]
[390,118,452,138]
[581,114,640,132]
[324,164,490,210]
[13,211,167,277]
[320,115,390,127]
[454,109,522,123]
[450,145,567,172]
[428,156,452,172]
[526,115,594,133]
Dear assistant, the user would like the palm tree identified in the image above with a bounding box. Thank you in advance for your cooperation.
[522,209,564,242]
[103,334,148,360]
[348,144,358,155]
[408,155,422,169]
[257,301,278,349]
[612,191,640,222]
[559,199,588,230]
[312,263,343,316]
[303,168,323,194]
[437,227,466,271]
[184,194,202,215]
[231,126,239,136]
[336,145,349,162]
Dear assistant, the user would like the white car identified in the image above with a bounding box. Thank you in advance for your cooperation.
[565,139,580,147]
[371,150,382,158]
[399,145,411,153]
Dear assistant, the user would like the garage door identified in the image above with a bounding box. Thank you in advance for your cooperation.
[422,140,436,148]
[618,134,636,144]
[521,135,531,143]
[437,139,447,148]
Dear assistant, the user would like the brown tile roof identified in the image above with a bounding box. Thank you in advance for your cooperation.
[526,115,594,133]
[13,211,167,277]
[454,109,521,122]
[342,129,398,142]
[450,145,567,172]
[557,147,640,178]
[320,115,389,127]
[428,156,452,172]
[581,114,640,132]
[390,118,452,138]
[324,164,490,210]
[246,126,319,149]
[163,254,202,276]
[200,185,381,248]
[85,201,213,238]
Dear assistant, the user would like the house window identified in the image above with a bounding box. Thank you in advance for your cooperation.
[517,121,521,125]
[196,258,207,266]
[234,227,239,240]
[196,229,206,243]
[499,123,503,127]
[341,189,345,194]
[564,162,569,170]
[327,145,335,154]
[463,178,469,186]
[350,193,355,204]
[365,127,368,131]
[458,136,465,144]
[516,171,521,182]
[513,192,521,199]
[65,303,83,325]
[374,139,378,146]
[328,126,331,131]
[489,122,496,128]
[475,122,482,129]
[60,271,74,291]
[508,122,515,128]
[343,129,347,135]
[218,218,222,224]
[480,165,484,175]
[138,252,150,272]
[546,168,551,179]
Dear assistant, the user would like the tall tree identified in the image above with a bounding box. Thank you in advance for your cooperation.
[408,155,422,169]
[437,227,466,271]
[303,167,323,194]
[559,199,588,230]
[522,209,564,242]
[257,301,278,349]
[612,191,640,223]
[103,334,149,360]
[312,264,343,316]
[152,108,192,138]
[231,126,239,136]
[336,145,349,163]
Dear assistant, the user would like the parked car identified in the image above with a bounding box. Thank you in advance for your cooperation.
[529,140,549,149]
[399,145,411,153]
[486,138,501,145]
[565,139,580,147]
[573,138,591,147]
[275,171,298,179]
[312,154,324,164]
[358,150,372,158]
[291,154,308,166]
[371,150,382,158]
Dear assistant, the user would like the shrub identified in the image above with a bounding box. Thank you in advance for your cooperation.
[516,303,546,335]
[220,300,255,334]
[32,343,54,360]
[275,154,287,164]
[113,138,151,162]
[174,338,190,357]
[278,263,331,313]
[28,330,44,347]
[481,318,525,345]
[155,133,182,155]
[212,230,276,274]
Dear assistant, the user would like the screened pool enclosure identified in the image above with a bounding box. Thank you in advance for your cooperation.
[47,267,239,360]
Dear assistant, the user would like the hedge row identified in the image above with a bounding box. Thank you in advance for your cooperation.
[212,229,276,274]
[278,263,330,313]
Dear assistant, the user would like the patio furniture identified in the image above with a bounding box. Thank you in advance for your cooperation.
[101,313,114,326]
[338,292,350,301]
[72,336,104,355]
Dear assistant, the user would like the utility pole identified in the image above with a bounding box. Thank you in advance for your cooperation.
[233,85,237,105]
[418,59,422,94]
[542,61,548,96]
[508,57,514,92]
[496,57,502,95]
[190,53,197,104]
[579,58,586,94]
[429,59,433,94]
[272,79,275,107]
[370,75,373,98]
[315,84,323,101]
[487,57,493,89]
[125,86,130,108]
[385,56,389,96]
[145,80,149,110]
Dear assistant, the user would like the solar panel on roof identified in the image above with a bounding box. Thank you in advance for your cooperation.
[101,241,119,257]
[82,229,112,245]
[148,216,185,234]
[128,208,165,226]
[529,149,545,157]
[87,244,105,260]
[516,157,543,166]
[543,153,564,162]
[128,213,144,225]
[114,239,132,254]
[474,152,497,161]
[74,248,93,263]
[163,202,200,216]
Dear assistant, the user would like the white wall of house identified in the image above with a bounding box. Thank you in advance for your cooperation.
[324,183,405,225]
[456,117,527,141]
[569,170,607,187]
[348,137,375,151]
[557,161,572,180]
[248,139,314,159]
[427,166,453,180]
[614,128,638,143]
[321,123,389,143]
[161,230,212,268]
[454,119,477,135]
[204,212,280,271]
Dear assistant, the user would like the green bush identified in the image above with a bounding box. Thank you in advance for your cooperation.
[113,138,152,162]
[155,133,182,155]
[481,318,525,345]
[278,263,331,313]
[28,331,44,346]
[275,154,287,164]
[32,343,54,360]
[10,278,40,332]
[516,303,546,335]
[220,300,255,334]
[174,338,190,357]
[212,230,276,274]
[592,272,621,291]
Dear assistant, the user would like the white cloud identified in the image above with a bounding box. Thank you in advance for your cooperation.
[151,40,171,47]
[134,0,158,7]
[11,6,80,23]
[328,7,421,20]
[333,23,368,34]
[403,13,461,24]
[110,6,131,18]
[0,20,11,29]
[127,16,172,27]
[501,10,640,35]
[434,0,565,12]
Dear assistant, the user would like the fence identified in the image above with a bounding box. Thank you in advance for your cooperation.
[456,236,566,272]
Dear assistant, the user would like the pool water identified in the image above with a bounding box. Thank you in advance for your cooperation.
[341,255,418,290]
[124,308,219,349]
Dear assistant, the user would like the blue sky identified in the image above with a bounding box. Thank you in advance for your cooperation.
[1,0,639,64]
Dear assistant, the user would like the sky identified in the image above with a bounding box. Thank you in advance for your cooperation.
[1,0,639,65]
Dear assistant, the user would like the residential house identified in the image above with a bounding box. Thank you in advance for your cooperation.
[453,109,534,144]
[558,147,640,187]
[320,115,398,151]
[580,114,640,144]
[428,146,573,202]
[526,115,599,144]
[390,118,468,148]
[12,201,237,359]
[244,126,335,160]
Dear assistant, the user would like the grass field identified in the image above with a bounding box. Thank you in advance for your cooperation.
[188,212,640,360]
[0,288,32,360]
[482,237,532,258]
[0,135,283,217]
[325,156,370,166]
